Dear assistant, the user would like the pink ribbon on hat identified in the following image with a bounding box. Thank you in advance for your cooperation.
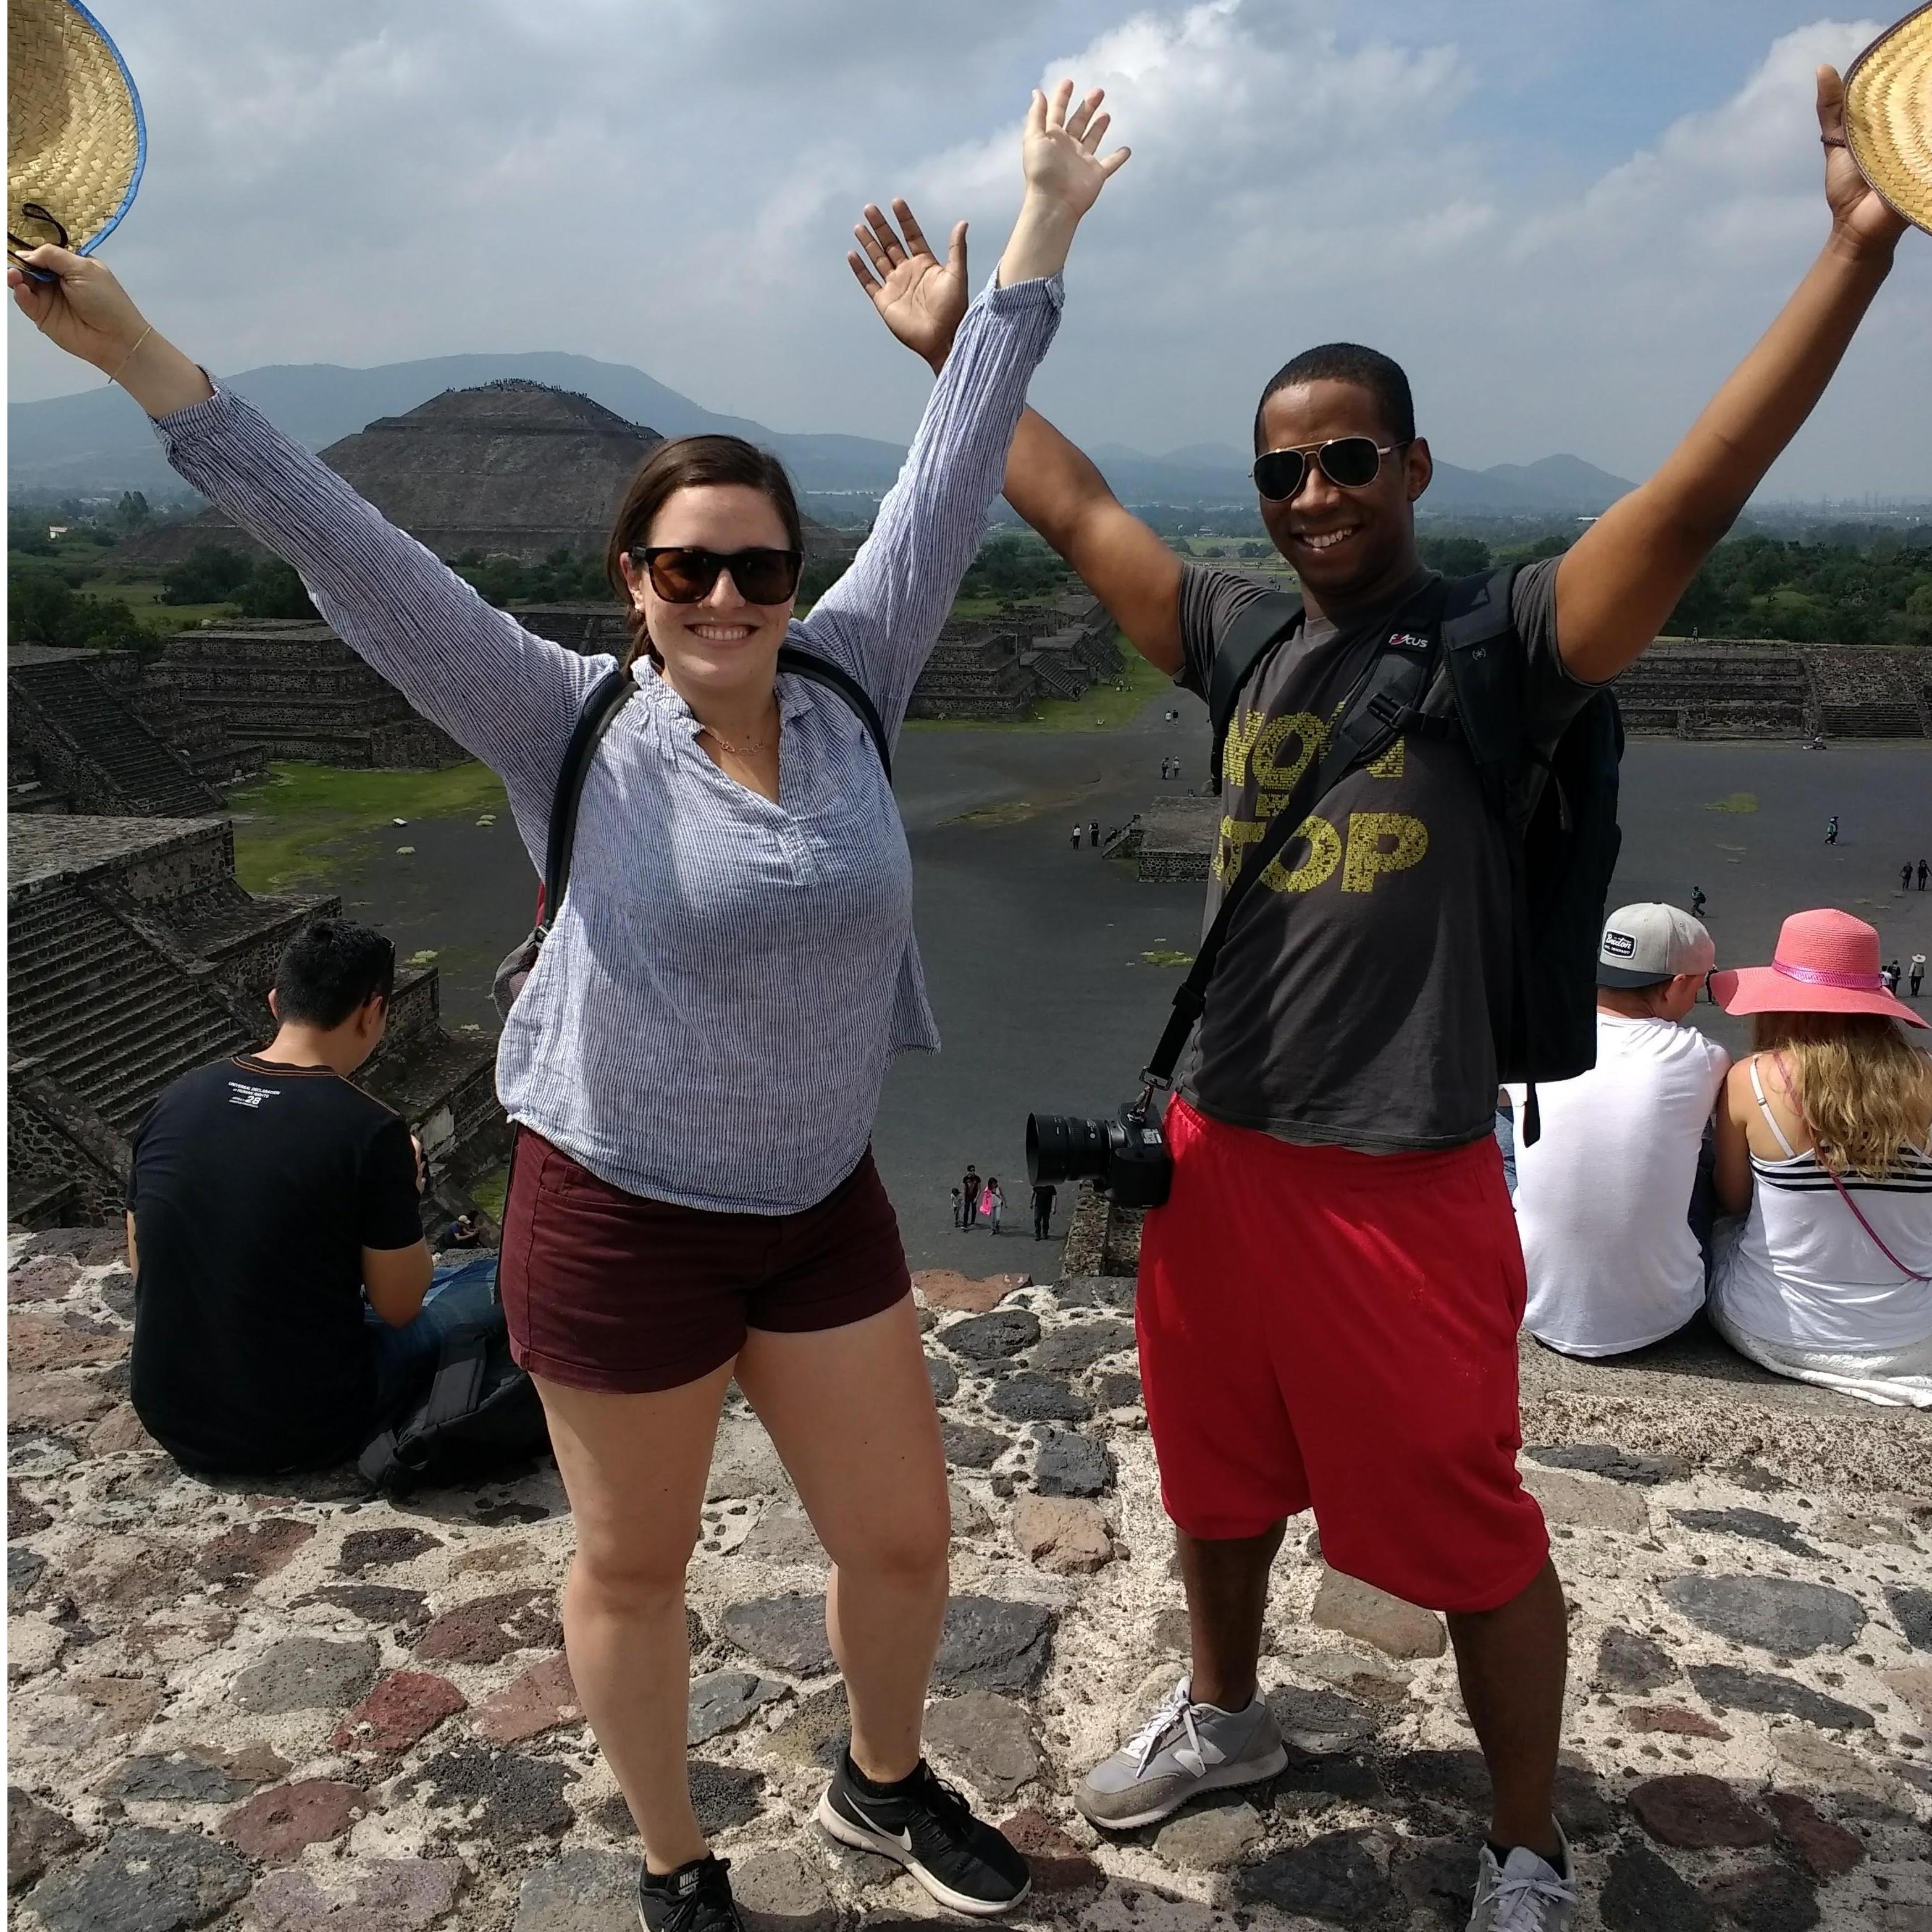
[1773,957,1884,991]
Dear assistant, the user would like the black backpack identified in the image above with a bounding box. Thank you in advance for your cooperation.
[1205,567,1623,1135]
[357,1261,551,1491]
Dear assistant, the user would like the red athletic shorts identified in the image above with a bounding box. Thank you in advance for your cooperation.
[1137,1096,1548,1613]
[500,1130,911,1395]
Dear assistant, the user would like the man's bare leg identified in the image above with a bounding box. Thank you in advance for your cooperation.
[1177,1521,1287,1709]
[1445,1558,1569,1860]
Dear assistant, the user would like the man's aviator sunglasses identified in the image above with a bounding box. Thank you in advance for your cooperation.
[1251,436,1408,503]
[633,545,803,605]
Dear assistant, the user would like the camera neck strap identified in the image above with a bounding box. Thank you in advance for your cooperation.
[1141,581,1448,1095]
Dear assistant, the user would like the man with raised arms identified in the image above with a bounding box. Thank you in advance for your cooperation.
[851,62,1915,1931]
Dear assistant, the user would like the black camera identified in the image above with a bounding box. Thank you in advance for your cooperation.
[1026,1097,1172,1210]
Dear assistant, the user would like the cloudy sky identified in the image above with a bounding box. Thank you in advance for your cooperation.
[10,0,1929,497]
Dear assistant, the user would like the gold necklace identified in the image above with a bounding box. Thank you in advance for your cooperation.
[699,712,778,759]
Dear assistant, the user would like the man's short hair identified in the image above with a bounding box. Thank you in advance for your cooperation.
[272,918,397,1028]
[1253,343,1416,452]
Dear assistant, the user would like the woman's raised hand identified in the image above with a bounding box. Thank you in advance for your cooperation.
[9,244,151,373]
[9,245,211,415]
[998,80,1130,287]
[1022,81,1130,221]
[847,200,969,373]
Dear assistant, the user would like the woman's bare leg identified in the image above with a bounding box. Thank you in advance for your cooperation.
[736,1296,950,1782]
[536,1363,736,1873]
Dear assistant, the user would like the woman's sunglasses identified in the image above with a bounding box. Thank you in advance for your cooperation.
[1251,436,1408,503]
[633,545,802,605]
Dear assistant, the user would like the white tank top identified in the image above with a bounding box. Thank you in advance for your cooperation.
[1712,1056,1932,1352]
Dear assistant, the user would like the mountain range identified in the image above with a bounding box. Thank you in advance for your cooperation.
[8,350,1634,514]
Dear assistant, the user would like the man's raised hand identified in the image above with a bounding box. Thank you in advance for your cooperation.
[848,200,969,374]
[1816,64,1908,259]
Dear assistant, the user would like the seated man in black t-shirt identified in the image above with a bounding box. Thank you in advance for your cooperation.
[127,918,496,1475]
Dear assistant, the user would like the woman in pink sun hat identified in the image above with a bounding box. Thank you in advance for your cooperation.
[1709,909,1932,1406]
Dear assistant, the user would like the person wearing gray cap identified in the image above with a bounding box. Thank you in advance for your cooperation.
[1504,905,1728,1359]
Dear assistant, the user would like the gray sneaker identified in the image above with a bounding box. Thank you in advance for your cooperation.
[1076,1678,1287,1829]
[1468,1826,1576,1931]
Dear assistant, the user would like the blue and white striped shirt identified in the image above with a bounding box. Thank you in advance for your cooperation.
[158,275,1063,1213]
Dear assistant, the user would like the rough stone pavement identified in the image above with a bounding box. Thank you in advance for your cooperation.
[8,1230,1930,1930]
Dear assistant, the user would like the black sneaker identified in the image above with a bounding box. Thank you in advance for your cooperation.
[637,1853,742,1932]
[817,1752,1031,1917]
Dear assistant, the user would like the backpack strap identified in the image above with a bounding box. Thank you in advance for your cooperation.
[1208,590,1303,792]
[776,644,892,781]
[1144,584,1447,1090]
[537,667,637,936]
[1438,565,1545,1137]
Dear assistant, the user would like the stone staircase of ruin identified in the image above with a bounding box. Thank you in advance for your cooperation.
[9,658,226,817]
[1018,648,1090,701]
[7,880,253,1138]
[1805,648,1930,739]
[1614,649,1813,739]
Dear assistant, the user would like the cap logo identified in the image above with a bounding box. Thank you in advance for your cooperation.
[1602,930,1636,958]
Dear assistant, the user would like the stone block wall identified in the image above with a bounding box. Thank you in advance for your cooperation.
[135,626,468,770]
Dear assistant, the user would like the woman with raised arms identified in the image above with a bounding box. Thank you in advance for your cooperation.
[14,82,1128,1931]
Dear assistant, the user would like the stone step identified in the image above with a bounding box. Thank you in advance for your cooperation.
[16,968,216,1069]
[61,1005,250,1127]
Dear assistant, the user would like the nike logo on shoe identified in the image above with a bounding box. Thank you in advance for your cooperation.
[846,1798,914,1850]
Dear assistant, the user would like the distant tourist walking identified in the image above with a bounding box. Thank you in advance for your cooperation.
[1709,910,1932,1407]
[1903,862,1915,891]
[1919,858,1929,890]
[983,1178,1006,1233]
[1884,959,1902,995]
[1826,814,1840,845]
[949,1186,962,1228]
[960,1164,983,1228]
[1690,886,1707,919]
[1911,955,1926,999]
[17,75,1134,1922]
[1089,818,1100,848]
[1070,823,1083,849]
[1031,1180,1057,1239]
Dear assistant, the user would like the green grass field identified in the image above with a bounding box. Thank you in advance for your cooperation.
[105,579,236,632]
[229,761,508,894]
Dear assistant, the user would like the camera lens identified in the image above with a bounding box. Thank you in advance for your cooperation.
[1027,1113,1112,1185]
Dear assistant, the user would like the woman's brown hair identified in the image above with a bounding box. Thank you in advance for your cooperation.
[1751,1010,1932,1178]
[604,435,804,672]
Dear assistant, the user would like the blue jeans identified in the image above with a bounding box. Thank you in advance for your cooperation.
[365,1256,500,1422]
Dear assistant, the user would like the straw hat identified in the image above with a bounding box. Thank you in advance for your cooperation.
[1710,908,1926,1028]
[1845,3,1932,235]
[7,0,145,269]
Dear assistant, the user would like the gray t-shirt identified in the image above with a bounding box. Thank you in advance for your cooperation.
[1175,558,1594,1153]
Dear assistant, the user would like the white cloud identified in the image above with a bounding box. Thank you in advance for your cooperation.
[9,1,1928,497]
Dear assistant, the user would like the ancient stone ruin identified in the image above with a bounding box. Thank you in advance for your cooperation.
[7,814,504,1232]
[905,592,1124,721]
[117,380,671,570]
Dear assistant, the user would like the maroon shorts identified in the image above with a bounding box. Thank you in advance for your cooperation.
[500,1130,911,1394]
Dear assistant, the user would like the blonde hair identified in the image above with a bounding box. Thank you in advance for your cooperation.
[1752,1011,1932,1178]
